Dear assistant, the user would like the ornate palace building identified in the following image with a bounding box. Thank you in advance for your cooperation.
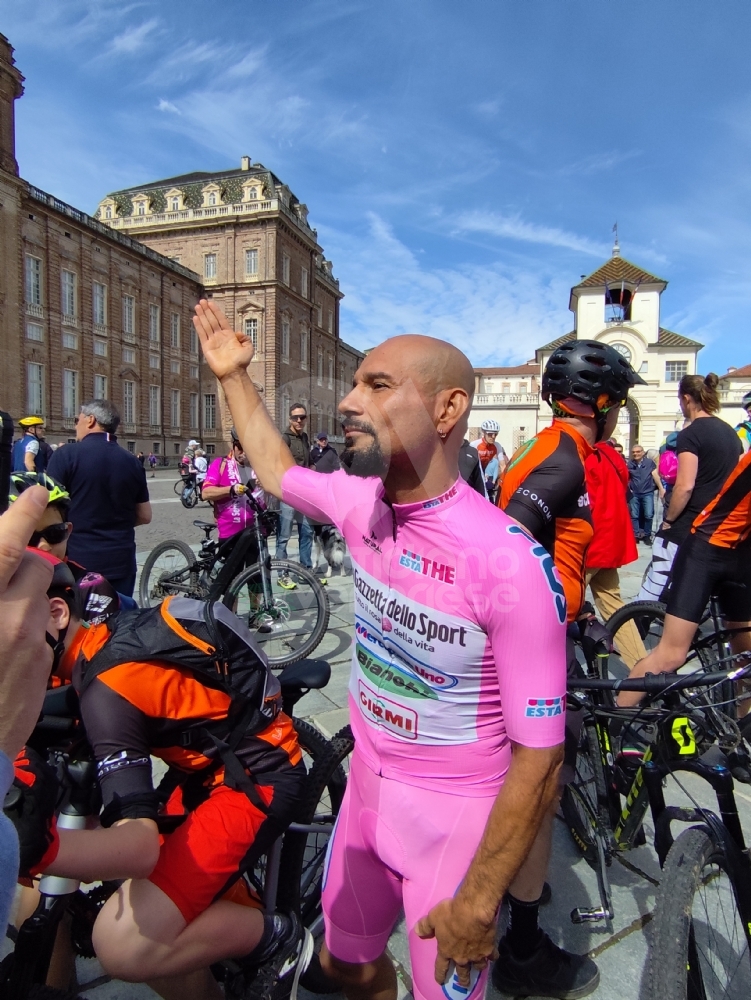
[0,34,207,458]
[96,159,363,442]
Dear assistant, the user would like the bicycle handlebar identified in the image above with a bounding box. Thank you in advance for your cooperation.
[568,665,751,694]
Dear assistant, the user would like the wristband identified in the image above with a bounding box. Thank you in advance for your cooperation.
[32,818,60,876]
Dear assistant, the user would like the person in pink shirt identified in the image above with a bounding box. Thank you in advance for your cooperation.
[192,300,567,1000]
[202,429,262,540]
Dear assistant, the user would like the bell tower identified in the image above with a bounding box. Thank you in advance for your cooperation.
[0,33,24,176]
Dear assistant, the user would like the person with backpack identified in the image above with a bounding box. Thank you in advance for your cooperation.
[736,390,751,454]
[8,566,310,1000]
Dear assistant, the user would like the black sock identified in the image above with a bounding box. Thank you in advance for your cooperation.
[245,913,291,964]
[506,893,543,960]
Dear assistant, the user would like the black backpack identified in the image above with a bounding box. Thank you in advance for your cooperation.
[79,597,281,811]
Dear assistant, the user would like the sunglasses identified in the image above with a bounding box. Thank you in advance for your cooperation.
[30,522,70,547]
[291,414,307,422]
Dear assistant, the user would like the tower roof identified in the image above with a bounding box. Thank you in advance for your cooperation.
[574,255,667,291]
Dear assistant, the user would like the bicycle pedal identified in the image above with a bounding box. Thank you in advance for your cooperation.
[571,906,612,924]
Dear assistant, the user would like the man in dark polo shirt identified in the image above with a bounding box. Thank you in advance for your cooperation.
[626,444,664,545]
[47,400,151,596]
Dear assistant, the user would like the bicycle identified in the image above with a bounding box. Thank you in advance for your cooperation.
[607,598,751,726]
[2,665,348,1000]
[562,664,751,999]
[139,495,330,668]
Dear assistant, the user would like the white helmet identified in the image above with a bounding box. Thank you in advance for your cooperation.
[480,419,500,433]
[188,439,199,448]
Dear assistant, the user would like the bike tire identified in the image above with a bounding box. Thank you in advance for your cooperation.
[278,732,353,952]
[180,487,199,509]
[650,826,751,1000]
[223,559,330,667]
[560,723,601,867]
[139,539,200,607]
[173,480,184,496]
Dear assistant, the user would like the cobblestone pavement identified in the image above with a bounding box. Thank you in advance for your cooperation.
[16,478,751,998]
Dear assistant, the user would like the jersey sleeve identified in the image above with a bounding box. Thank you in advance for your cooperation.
[503,455,577,539]
[24,439,40,455]
[281,465,377,532]
[482,525,567,748]
[79,678,158,825]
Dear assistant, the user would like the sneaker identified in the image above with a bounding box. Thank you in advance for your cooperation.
[278,576,297,591]
[250,612,275,634]
[241,912,314,1000]
[503,882,552,907]
[492,931,599,999]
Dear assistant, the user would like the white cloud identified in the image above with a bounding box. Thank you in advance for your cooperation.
[455,211,607,257]
[110,17,159,54]
[323,214,572,366]
[156,98,180,114]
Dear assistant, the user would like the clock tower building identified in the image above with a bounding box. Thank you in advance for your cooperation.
[535,240,703,450]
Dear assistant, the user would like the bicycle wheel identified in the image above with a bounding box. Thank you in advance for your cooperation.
[650,826,751,1000]
[224,559,330,667]
[278,730,353,924]
[180,486,199,509]
[560,724,601,866]
[173,479,184,496]
[139,540,201,607]
[606,601,668,676]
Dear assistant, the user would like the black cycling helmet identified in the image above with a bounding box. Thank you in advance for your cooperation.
[742,390,751,411]
[230,426,240,444]
[543,340,646,440]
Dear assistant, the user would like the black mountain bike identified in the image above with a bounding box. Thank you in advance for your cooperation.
[2,666,350,1000]
[173,471,203,509]
[562,665,751,1000]
[139,496,329,668]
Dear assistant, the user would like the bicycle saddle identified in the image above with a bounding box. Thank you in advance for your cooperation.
[193,520,216,531]
[278,659,331,691]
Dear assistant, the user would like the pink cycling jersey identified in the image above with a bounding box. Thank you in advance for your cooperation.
[204,455,261,540]
[282,466,567,795]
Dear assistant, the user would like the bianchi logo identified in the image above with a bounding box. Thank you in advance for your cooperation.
[398,548,456,585]
[356,642,438,700]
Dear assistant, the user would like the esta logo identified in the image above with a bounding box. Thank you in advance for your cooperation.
[525,696,564,718]
[398,548,456,585]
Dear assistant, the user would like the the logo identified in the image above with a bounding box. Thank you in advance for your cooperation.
[441,966,482,1000]
[422,484,458,509]
[362,530,382,554]
[577,491,590,508]
[358,680,418,739]
[525,696,564,718]
[399,548,456,585]
[507,525,567,624]
[355,619,459,690]
[356,643,438,700]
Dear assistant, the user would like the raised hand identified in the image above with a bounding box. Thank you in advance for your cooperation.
[192,299,254,381]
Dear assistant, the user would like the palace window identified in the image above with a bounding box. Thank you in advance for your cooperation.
[281,318,290,362]
[327,309,333,334]
[94,374,107,398]
[170,312,180,348]
[170,196,180,211]
[170,360,180,374]
[190,393,199,429]
[245,248,258,275]
[282,253,290,286]
[123,381,135,424]
[94,339,107,357]
[244,317,258,350]
[61,271,76,322]
[204,393,216,430]
[122,347,136,364]
[26,323,43,342]
[149,385,161,426]
[122,294,135,338]
[190,364,199,380]
[208,191,217,206]
[204,253,217,280]
[149,303,160,342]
[327,354,334,389]
[62,331,78,350]
[665,361,689,383]
[63,369,78,420]
[317,347,323,386]
[93,282,107,326]
[301,267,308,298]
[171,389,181,427]
[27,363,44,415]
[190,326,198,354]
[149,354,160,369]
[300,327,309,370]
[25,255,42,305]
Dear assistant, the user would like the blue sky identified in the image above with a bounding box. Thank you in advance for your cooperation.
[4,0,751,371]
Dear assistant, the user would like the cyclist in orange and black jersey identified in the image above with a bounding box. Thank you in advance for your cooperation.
[491,340,646,1000]
[500,423,593,623]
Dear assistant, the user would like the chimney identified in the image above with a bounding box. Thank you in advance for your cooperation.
[727,366,737,373]
[240,155,251,171]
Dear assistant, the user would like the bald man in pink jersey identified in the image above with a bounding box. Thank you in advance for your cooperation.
[193,300,567,1000]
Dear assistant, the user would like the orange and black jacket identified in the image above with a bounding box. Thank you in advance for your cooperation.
[500,420,593,621]
[692,450,751,549]
[60,625,301,826]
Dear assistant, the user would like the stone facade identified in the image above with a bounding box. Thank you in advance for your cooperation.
[468,364,540,454]
[0,34,207,458]
[97,161,363,443]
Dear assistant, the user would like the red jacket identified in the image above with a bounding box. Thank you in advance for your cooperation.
[585,443,638,569]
